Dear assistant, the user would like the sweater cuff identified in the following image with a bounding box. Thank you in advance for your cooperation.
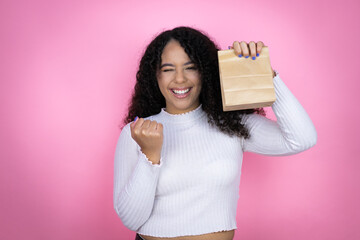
[138,147,164,168]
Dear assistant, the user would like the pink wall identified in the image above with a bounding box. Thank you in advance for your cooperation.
[1,0,359,239]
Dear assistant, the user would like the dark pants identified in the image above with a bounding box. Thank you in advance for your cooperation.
[135,233,145,240]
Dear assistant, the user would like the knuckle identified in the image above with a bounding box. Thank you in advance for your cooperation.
[136,119,144,126]
[133,130,140,136]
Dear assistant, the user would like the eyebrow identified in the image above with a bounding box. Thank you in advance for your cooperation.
[160,61,194,69]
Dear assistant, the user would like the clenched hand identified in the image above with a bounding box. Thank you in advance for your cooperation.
[130,118,164,165]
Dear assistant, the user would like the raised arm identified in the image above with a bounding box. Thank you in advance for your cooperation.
[242,71,317,156]
[113,123,163,231]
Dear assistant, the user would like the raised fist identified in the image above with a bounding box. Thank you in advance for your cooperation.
[130,118,163,165]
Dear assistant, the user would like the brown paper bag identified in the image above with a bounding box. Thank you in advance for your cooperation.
[217,46,276,111]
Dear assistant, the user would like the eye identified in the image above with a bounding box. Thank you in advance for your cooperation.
[162,69,174,72]
[186,66,198,70]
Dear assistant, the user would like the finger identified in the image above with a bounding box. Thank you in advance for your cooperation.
[130,116,139,128]
[130,117,144,138]
[249,41,256,59]
[141,120,151,129]
[149,121,163,138]
[157,123,163,133]
[240,41,250,58]
[256,41,264,56]
[132,117,143,128]
[140,121,152,136]
[233,41,242,57]
[132,117,144,133]
[149,121,158,131]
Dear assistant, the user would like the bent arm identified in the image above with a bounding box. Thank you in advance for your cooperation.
[242,71,317,156]
[113,124,163,231]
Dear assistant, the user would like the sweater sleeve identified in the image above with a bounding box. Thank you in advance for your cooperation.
[242,72,317,156]
[113,123,163,231]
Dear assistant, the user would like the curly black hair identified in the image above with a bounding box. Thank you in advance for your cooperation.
[123,26,265,139]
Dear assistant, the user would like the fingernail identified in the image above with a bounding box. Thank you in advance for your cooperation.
[252,56,256,60]
[228,46,231,49]
[238,54,242,57]
[256,53,259,57]
[134,116,138,121]
[245,56,249,58]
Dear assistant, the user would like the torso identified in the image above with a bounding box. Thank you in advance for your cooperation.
[139,230,235,240]
[138,114,239,240]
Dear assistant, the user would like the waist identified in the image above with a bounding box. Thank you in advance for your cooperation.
[139,229,235,240]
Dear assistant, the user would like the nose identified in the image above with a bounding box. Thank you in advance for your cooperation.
[175,69,186,83]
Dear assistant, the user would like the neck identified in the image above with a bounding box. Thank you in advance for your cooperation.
[159,104,205,124]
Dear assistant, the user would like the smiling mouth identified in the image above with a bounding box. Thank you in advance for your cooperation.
[170,87,192,98]
[171,88,191,94]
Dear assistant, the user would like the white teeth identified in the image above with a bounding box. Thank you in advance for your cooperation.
[172,88,190,94]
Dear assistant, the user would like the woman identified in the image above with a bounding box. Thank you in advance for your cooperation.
[113,26,317,240]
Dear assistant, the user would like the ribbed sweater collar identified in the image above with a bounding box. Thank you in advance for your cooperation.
[158,104,206,124]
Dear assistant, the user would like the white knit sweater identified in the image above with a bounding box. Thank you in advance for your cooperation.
[113,72,317,237]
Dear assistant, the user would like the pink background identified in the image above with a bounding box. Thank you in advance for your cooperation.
[1,0,359,239]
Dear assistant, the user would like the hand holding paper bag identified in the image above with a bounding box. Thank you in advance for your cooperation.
[230,40,275,78]
[218,41,276,111]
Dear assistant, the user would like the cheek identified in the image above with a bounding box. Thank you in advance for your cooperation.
[196,86,202,96]
[187,72,201,84]
[195,76,202,89]
[196,79,202,97]
[157,79,168,96]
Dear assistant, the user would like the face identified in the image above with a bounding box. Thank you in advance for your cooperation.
[157,40,202,114]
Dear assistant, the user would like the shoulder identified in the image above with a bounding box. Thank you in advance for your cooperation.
[241,113,274,129]
[143,112,162,122]
[241,112,261,124]
[118,123,132,143]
